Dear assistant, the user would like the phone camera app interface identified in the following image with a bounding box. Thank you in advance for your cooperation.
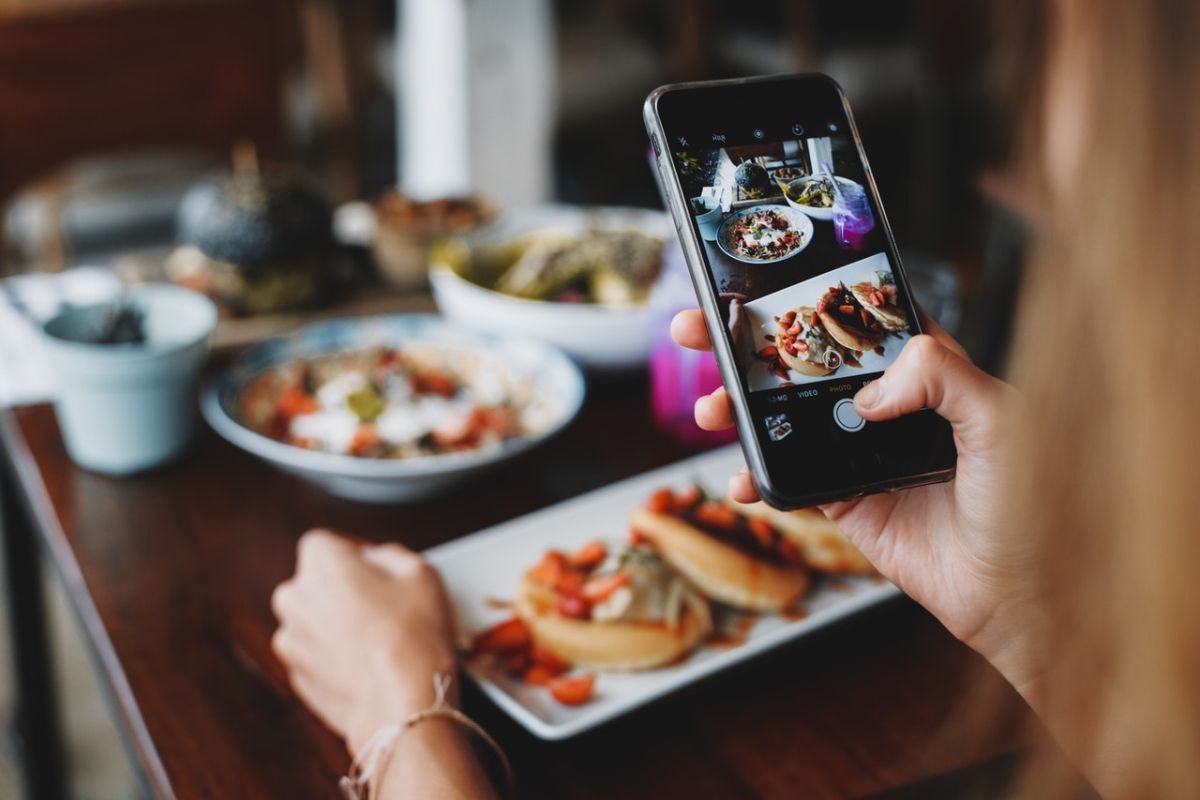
[671,128,915,435]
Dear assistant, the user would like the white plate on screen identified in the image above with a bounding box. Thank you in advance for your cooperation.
[424,444,900,740]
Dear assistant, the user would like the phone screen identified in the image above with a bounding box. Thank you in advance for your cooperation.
[650,76,955,506]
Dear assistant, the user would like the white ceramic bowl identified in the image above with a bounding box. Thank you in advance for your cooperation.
[783,176,863,222]
[430,205,672,371]
[42,284,217,475]
[201,314,585,503]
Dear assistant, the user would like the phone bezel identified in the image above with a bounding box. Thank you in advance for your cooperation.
[644,73,955,509]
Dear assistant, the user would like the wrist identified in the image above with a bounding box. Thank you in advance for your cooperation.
[345,650,458,756]
[962,596,1052,706]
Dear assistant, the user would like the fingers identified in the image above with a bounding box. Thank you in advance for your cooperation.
[270,580,294,621]
[670,309,712,352]
[296,528,356,572]
[694,388,735,431]
[361,543,427,579]
[270,626,302,669]
[852,335,1007,448]
[728,471,760,503]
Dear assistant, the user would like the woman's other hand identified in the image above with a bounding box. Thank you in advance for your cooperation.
[270,530,457,755]
[670,310,1042,696]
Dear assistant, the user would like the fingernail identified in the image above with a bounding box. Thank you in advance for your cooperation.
[854,380,883,411]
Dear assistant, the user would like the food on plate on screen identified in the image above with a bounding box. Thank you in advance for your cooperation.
[772,306,847,377]
[772,167,803,184]
[785,176,835,209]
[630,486,813,611]
[238,344,549,458]
[850,272,909,333]
[469,488,873,705]
[753,270,909,383]
[817,282,885,352]
[722,208,807,261]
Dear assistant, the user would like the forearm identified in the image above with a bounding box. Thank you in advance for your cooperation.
[966,605,1132,796]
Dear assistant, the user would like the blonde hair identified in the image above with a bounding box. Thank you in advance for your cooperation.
[1002,0,1200,794]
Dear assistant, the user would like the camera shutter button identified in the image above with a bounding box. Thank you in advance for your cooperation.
[833,398,866,432]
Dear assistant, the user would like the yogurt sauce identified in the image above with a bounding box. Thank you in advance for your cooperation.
[289,368,480,453]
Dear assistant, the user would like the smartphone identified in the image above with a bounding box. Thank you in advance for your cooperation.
[644,74,956,509]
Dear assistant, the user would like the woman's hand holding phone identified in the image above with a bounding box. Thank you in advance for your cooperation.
[671,309,1048,702]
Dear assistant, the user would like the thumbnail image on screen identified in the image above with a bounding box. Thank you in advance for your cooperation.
[672,134,915,394]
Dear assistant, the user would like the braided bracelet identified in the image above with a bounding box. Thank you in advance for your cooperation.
[338,673,514,800]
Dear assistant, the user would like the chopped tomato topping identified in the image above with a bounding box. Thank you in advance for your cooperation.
[581,572,630,603]
[548,673,595,706]
[555,593,591,620]
[555,569,587,594]
[470,617,530,656]
[676,486,702,507]
[566,540,607,569]
[693,501,739,530]
[410,371,457,398]
[529,644,571,673]
[629,528,647,546]
[778,541,802,562]
[523,664,557,686]
[349,425,381,456]
[503,652,529,676]
[526,551,567,586]
[277,387,318,420]
[646,488,676,514]
[477,407,517,438]
[747,518,775,548]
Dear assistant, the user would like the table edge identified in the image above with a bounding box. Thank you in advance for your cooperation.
[1,404,176,800]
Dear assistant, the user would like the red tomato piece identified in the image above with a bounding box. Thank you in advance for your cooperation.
[567,540,607,569]
[646,488,676,514]
[581,572,630,604]
[523,664,556,686]
[277,387,318,420]
[555,593,591,620]
[548,673,596,706]
[529,643,571,674]
[471,617,531,656]
[526,551,567,586]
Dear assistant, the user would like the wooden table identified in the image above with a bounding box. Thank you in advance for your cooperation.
[1,374,1036,799]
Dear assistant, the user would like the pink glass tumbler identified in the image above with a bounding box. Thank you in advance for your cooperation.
[833,184,876,251]
[650,329,737,448]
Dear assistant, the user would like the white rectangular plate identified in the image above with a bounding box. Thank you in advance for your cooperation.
[425,445,899,740]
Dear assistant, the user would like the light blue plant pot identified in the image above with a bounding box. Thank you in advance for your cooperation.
[41,284,217,475]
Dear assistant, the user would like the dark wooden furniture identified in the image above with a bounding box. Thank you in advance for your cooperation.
[1,375,1038,799]
[0,0,288,208]
[0,0,291,274]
